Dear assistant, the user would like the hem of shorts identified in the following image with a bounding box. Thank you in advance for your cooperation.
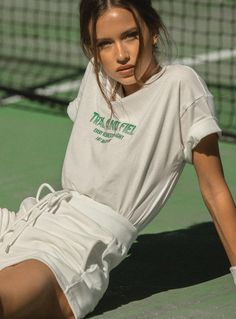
[0,253,83,319]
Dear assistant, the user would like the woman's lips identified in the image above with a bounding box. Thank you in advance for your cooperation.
[116,65,135,75]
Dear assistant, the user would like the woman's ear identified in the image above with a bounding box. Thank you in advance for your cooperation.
[152,34,159,47]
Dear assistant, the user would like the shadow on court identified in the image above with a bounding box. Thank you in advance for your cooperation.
[88,221,230,317]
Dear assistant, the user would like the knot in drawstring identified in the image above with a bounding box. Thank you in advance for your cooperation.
[36,183,72,214]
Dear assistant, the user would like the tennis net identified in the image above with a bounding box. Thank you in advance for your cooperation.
[0,0,235,137]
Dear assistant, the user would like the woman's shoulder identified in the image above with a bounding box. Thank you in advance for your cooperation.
[164,63,211,97]
[164,64,202,83]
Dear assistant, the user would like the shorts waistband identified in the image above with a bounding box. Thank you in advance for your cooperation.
[70,191,138,249]
[1,183,138,254]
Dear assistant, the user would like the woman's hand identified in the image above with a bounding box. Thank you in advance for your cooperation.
[192,133,236,270]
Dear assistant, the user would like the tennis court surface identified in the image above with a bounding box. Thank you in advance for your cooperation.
[0,104,236,318]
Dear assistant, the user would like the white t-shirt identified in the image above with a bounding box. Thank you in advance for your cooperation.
[62,61,221,231]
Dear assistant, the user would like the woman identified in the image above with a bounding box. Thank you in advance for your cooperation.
[0,0,236,318]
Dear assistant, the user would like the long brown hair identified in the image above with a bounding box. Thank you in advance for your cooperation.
[79,0,171,112]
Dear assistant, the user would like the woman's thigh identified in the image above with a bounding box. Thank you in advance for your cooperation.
[0,259,74,319]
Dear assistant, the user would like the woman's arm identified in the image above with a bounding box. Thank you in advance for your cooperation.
[192,133,236,268]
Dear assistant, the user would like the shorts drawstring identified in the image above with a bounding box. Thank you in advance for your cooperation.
[0,183,72,254]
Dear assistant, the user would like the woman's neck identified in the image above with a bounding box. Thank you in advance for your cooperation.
[122,60,161,96]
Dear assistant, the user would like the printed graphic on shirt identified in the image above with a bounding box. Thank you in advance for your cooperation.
[90,111,137,143]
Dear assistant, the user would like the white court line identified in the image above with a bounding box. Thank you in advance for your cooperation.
[36,79,81,95]
[174,49,236,65]
[1,95,23,105]
[1,48,236,106]
[1,79,81,106]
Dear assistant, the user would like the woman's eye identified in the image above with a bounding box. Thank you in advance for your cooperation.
[97,41,112,49]
[125,31,139,40]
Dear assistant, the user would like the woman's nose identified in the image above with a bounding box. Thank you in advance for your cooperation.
[115,42,130,64]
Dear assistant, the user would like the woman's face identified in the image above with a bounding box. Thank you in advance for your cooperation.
[94,7,157,96]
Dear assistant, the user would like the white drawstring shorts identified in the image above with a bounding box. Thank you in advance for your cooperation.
[0,184,138,319]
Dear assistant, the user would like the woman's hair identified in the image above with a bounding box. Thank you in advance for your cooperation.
[79,0,172,111]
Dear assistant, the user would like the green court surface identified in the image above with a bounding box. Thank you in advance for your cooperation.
[0,105,236,318]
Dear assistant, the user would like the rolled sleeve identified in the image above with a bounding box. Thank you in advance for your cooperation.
[184,116,222,163]
[181,95,222,163]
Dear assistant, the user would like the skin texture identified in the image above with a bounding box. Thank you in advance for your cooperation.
[96,7,157,96]
[0,260,74,319]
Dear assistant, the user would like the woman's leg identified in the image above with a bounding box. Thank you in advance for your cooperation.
[0,260,75,319]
